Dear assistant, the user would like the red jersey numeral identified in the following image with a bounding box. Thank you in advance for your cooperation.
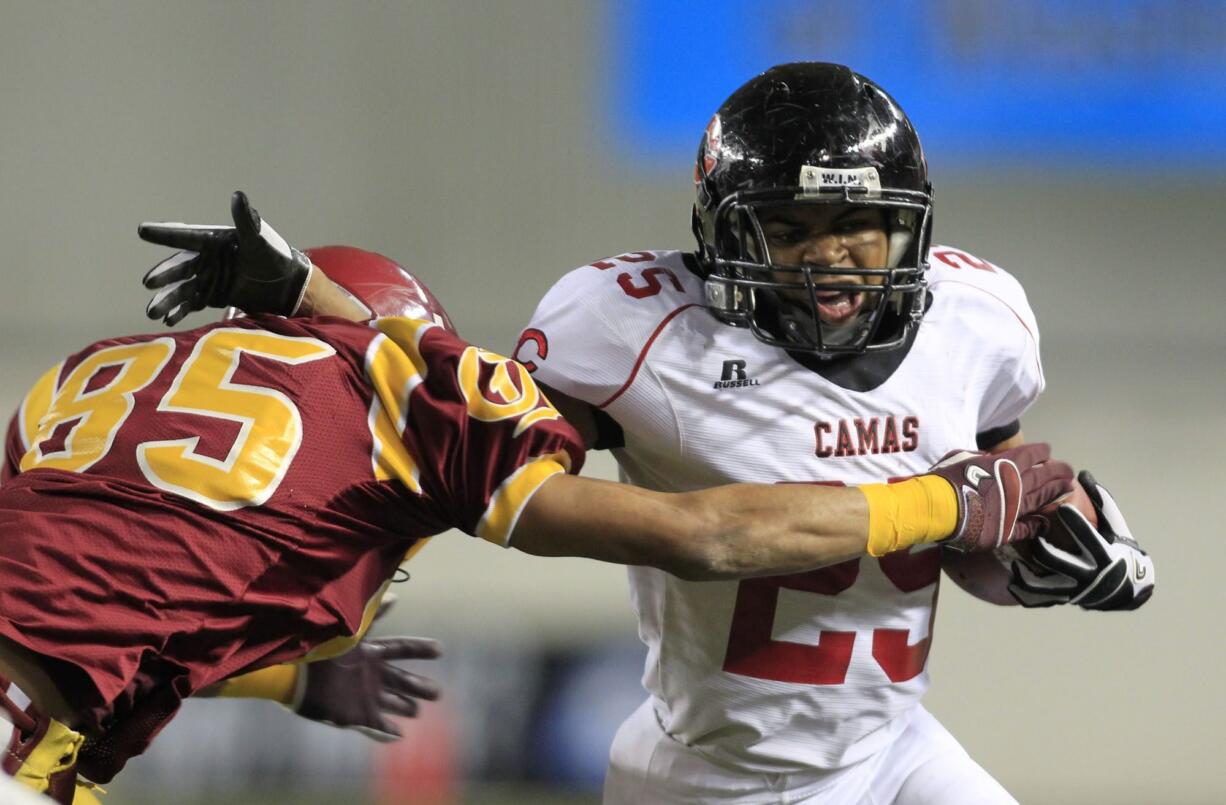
[590,251,656,269]
[617,267,684,299]
[932,248,996,272]
[721,479,941,685]
[587,253,685,301]
[723,562,860,685]
[872,548,941,682]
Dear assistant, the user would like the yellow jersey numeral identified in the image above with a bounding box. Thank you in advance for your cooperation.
[22,330,335,511]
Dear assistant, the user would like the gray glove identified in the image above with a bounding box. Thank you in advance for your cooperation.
[140,191,312,325]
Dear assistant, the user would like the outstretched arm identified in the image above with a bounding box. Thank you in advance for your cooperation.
[513,473,870,580]
[296,267,370,320]
[513,440,1072,581]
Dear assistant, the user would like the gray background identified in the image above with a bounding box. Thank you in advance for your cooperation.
[1,2,1223,803]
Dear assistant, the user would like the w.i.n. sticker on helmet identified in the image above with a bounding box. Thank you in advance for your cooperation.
[799,165,881,195]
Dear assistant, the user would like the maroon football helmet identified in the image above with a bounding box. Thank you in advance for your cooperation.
[305,245,456,333]
[225,245,456,334]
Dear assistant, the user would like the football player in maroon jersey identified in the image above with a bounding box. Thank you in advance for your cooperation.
[0,192,1071,803]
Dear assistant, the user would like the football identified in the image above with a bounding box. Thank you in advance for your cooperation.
[944,476,1101,604]
[942,548,1016,605]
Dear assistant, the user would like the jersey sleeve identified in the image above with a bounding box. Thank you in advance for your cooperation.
[2,362,63,484]
[364,317,586,546]
[927,246,1044,432]
[513,264,643,407]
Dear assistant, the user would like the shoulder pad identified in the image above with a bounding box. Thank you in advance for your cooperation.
[926,244,1037,341]
[562,250,695,304]
[517,250,701,408]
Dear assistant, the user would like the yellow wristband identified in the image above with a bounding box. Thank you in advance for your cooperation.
[215,664,301,705]
[860,476,958,557]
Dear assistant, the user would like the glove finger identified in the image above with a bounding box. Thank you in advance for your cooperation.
[230,191,262,239]
[1077,470,1104,508]
[1087,478,1133,541]
[1011,514,1049,543]
[1028,528,1099,575]
[1074,562,1129,609]
[379,692,419,719]
[382,664,441,701]
[163,302,193,327]
[371,636,443,662]
[1007,583,1072,608]
[143,250,200,289]
[146,277,199,321]
[138,222,231,250]
[1022,464,1075,511]
[999,441,1051,471]
[1056,505,1113,565]
[351,723,403,743]
[1010,558,1079,593]
[1089,584,1153,612]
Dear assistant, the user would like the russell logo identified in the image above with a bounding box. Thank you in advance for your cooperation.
[714,359,760,389]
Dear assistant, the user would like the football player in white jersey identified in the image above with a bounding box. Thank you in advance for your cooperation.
[511,63,1155,804]
[130,67,1152,799]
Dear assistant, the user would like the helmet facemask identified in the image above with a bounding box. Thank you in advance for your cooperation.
[701,182,931,358]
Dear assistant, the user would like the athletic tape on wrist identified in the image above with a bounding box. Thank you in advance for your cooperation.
[861,476,958,556]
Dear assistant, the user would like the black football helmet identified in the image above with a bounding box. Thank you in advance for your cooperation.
[692,62,933,358]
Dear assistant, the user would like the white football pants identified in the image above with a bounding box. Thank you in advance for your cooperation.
[603,699,1017,805]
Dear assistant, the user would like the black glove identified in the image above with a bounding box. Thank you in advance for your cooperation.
[925,443,1074,552]
[1006,471,1155,610]
[139,191,313,325]
[291,597,442,741]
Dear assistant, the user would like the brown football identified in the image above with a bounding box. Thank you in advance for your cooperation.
[947,478,1100,603]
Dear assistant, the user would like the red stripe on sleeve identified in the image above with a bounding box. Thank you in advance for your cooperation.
[597,303,700,409]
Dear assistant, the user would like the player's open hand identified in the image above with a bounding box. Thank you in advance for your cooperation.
[139,191,313,325]
[292,596,442,742]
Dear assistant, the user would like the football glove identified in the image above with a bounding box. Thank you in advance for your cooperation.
[291,597,442,742]
[139,191,313,325]
[1006,470,1154,611]
[926,443,1074,553]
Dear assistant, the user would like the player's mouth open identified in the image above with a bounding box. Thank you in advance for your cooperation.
[814,288,864,325]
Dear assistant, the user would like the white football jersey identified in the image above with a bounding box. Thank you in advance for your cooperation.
[517,247,1043,774]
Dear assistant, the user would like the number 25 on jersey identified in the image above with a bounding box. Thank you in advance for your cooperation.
[724,536,941,685]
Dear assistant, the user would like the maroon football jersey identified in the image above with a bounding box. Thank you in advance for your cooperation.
[0,314,583,778]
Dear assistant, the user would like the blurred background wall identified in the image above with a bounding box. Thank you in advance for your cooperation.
[1,1,1223,803]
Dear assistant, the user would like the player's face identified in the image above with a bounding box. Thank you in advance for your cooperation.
[758,205,888,327]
